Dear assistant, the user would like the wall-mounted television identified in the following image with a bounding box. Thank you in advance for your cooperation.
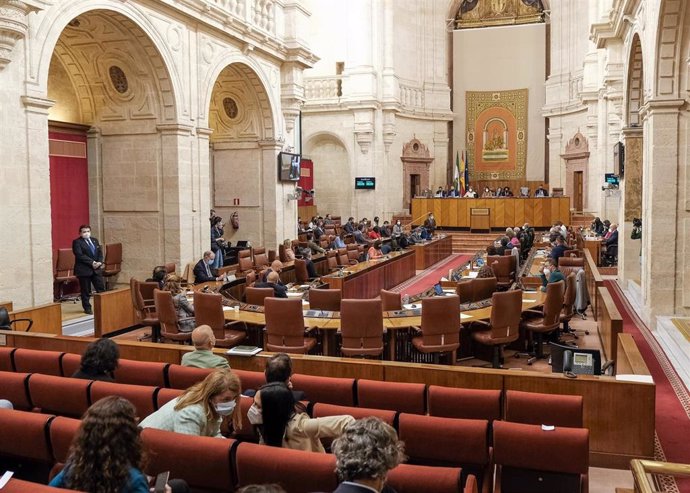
[605,173,619,186]
[278,152,301,182]
[355,177,375,190]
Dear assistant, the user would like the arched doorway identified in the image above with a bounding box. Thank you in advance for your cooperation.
[46,8,179,281]
[207,63,281,248]
[303,133,352,219]
[619,34,644,291]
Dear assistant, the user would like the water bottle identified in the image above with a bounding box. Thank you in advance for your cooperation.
[402,293,410,305]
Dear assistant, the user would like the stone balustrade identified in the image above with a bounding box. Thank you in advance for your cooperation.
[304,76,341,101]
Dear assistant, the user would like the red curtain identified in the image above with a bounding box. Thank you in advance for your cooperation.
[49,131,90,253]
[298,158,315,207]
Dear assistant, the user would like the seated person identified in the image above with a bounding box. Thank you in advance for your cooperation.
[282,239,296,261]
[503,187,514,197]
[368,226,382,240]
[477,264,495,278]
[72,338,119,382]
[181,325,230,369]
[296,246,319,278]
[379,221,392,238]
[604,223,618,247]
[244,353,305,401]
[495,236,509,256]
[423,213,436,237]
[312,220,325,240]
[248,382,354,453]
[368,240,384,260]
[254,271,288,298]
[353,224,369,245]
[463,187,478,198]
[163,274,195,333]
[193,251,225,283]
[434,186,444,197]
[343,217,356,234]
[539,258,565,292]
[140,369,242,437]
[332,417,405,493]
[146,265,167,289]
[535,184,549,197]
[306,232,326,254]
[481,187,493,198]
[261,260,284,282]
[549,236,570,261]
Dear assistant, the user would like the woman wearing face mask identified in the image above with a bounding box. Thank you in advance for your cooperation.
[162,274,195,333]
[140,369,242,437]
[539,258,564,292]
[247,382,354,453]
[482,187,493,198]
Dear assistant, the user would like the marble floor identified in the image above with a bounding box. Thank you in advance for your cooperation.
[589,467,634,492]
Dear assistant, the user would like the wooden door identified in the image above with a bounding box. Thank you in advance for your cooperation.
[574,171,584,211]
[410,174,420,212]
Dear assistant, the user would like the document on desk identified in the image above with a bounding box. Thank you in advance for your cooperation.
[460,313,471,320]
[522,299,536,303]
[464,271,479,279]
[615,374,654,384]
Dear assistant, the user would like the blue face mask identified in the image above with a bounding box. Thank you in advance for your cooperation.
[207,259,214,265]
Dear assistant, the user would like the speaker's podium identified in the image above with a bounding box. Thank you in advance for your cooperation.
[470,208,490,232]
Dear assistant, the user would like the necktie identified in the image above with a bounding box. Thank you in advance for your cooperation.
[87,239,95,255]
[206,262,211,278]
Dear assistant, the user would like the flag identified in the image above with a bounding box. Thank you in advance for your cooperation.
[464,151,470,193]
[459,151,466,196]
[453,151,460,192]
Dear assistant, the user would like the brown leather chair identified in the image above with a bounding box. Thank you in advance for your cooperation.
[380,289,402,311]
[193,291,246,348]
[558,256,585,277]
[268,250,277,263]
[245,287,274,306]
[295,259,317,284]
[473,277,498,301]
[253,247,269,270]
[264,297,317,354]
[164,263,176,274]
[319,237,330,249]
[336,248,350,266]
[278,244,288,263]
[346,244,360,263]
[130,278,160,342]
[519,280,565,364]
[153,289,192,344]
[326,250,339,271]
[309,288,341,312]
[487,256,516,290]
[244,270,257,288]
[560,272,577,333]
[103,243,123,290]
[471,290,523,368]
[412,295,461,364]
[236,249,254,276]
[54,249,78,302]
[456,281,474,304]
[340,299,384,358]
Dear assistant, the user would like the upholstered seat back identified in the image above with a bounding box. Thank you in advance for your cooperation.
[488,290,523,341]
[193,291,225,332]
[380,289,402,311]
[309,288,341,312]
[245,287,274,306]
[340,299,384,356]
[420,295,460,348]
[103,243,122,275]
[264,298,307,351]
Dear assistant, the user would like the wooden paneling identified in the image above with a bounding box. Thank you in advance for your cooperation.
[597,287,623,362]
[94,288,136,338]
[472,180,549,195]
[383,362,504,390]
[411,236,453,270]
[584,249,604,321]
[298,205,318,220]
[411,198,570,228]
[9,303,62,335]
[0,301,13,313]
[616,333,651,376]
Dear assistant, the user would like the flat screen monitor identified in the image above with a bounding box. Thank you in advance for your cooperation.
[605,173,619,186]
[355,177,376,190]
[278,152,301,182]
[549,342,602,376]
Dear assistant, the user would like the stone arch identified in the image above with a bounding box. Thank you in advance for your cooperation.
[653,0,686,98]
[200,55,279,138]
[34,0,183,119]
[625,34,644,127]
[304,132,353,218]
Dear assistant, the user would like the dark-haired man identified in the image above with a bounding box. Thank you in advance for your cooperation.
[72,224,105,315]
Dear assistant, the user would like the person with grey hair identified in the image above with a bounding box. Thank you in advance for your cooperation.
[331,417,406,493]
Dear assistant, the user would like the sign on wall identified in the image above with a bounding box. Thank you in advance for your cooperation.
[466,89,528,180]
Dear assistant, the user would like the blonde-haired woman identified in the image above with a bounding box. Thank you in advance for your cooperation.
[163,274,195,333]
[140,369,242,437]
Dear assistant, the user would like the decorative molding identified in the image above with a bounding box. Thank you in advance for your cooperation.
[156,123,195,135]
[21,95,54,114]
[0,0,37,71]
[455,0,544,29]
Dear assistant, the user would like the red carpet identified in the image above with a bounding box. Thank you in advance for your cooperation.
[391,254,472,296]
[606,281,690,492]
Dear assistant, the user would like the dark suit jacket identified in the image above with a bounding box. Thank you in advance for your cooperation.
[72,237,104,277]
[193,259,216,283]
[329,483,398,493]
[605,230,618,247]
[254,281,287,298]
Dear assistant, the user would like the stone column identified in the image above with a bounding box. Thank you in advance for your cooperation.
[86,127,103,235]
[259,139,287,247]
[195,127,213,263]
[639,99,684,321]
[618,126,642,289]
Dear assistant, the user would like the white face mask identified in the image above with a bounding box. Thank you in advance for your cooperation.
[81,232,91,239]
[214,400,236,416]
[247,403,263,425]
[543,268,551,277]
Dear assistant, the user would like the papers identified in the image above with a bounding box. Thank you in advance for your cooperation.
[541,425,555,431]
[222,306,233,311]
[522,299,536,303]
[460,313,471,320]
[442,288,456,293]
[615,374,654,384]
[0,471,14,489]
[464,271,479,279]
[286,291,304,298]
[226,346,262,357]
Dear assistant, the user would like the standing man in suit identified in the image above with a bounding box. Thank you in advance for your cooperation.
[72,224,105,315]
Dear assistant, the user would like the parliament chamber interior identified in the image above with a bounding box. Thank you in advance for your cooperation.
[1,0,690,492]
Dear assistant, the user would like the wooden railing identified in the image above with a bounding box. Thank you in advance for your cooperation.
[597,286,623,363]
[9,303,62,335]
[584,249,604,321]
[93,288,135,338]
[2,330,656,468]
[616,333,652,376]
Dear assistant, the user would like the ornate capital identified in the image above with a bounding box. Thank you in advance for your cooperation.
[0,0,48,71]
[281,97,303,133]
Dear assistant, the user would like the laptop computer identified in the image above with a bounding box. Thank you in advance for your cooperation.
[236,240,249,248]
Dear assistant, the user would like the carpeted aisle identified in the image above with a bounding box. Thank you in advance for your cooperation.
[606,281,690,493]
[391,254,472,296]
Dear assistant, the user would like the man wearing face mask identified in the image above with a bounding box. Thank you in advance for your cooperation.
[181,325,230,369]
[193,251,224,283]
[539,258,565,292]
[72,225,106,315]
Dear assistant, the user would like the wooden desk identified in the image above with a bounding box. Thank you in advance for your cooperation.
[584,237,602,266]
[410,236,453,270]
[411,197,571,229]
[323,250,416,299]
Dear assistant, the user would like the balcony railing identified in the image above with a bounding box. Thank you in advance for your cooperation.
[304,76,342,101]
[208,0,276,35]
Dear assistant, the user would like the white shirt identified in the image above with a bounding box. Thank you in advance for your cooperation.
[340,482,379,493]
